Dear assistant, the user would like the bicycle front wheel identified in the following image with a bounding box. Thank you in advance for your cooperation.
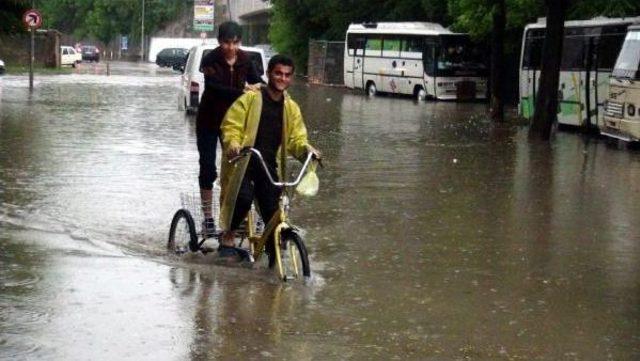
[168,209,198,254]
[274,229,311,281]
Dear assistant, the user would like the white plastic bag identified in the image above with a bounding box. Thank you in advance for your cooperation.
[295,162,319,197]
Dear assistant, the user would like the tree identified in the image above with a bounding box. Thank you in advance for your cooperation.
[0,0,30,34]
[528,0,567,140]
[270,0,449,74]
[489,0,506,122]
[38,0,189,47]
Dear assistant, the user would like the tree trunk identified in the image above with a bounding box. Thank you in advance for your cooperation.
[489,0,506,122]
[529,0,567,140]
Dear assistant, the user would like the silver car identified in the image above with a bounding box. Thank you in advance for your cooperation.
[0,59,5,75]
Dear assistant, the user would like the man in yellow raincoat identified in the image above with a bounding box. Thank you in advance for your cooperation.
[218,54,320,257]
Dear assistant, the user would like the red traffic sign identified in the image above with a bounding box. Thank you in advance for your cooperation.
[23,9,43,29]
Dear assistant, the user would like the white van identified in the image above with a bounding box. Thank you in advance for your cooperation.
[60,46,82,67]
[178,45,268,114]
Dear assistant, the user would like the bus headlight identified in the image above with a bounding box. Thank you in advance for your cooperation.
[628,103,636,117]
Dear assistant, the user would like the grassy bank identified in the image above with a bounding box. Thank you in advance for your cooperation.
[4,64,73,75]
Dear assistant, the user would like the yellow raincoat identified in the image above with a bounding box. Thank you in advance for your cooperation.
[219,90,310,230]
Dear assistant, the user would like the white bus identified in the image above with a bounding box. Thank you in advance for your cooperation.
[344,22,488,101]
[519,16,640,129]
[602,25,640,142]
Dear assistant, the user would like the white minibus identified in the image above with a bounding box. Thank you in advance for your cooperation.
[344,22,488,101]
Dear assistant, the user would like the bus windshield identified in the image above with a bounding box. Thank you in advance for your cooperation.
[612,30,640,80]
[437,35,487,76]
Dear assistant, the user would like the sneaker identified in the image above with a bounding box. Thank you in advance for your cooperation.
[202,218,216,237]
[217,245,239,258]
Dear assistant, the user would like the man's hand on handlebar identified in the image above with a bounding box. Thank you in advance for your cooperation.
[306,145,322,160]
[227,143,243,159]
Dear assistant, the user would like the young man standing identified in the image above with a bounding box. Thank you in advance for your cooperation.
[218,55,320,257]
[196,21,262,235]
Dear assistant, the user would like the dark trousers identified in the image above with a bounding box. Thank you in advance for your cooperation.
[231,158,281,232]
[196,127,221,190]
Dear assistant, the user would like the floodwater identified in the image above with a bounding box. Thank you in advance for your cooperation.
[1,62,639,360]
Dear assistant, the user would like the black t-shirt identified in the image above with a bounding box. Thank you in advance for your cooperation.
[254,88,284,167]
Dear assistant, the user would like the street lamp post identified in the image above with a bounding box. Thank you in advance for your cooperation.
[140,0,145,62]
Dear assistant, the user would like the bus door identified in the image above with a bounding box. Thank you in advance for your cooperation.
[352,35,366,89]
[520,29,543,119]
[584,35,598,129]
[557,31,586,127]
[423,38,437,97]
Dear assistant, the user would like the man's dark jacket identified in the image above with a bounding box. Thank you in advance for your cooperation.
[196,47,262,132]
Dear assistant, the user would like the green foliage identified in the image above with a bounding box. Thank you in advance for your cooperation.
[37,0,189,45]
[570,0,640,19]
[449,0,544,39]
[0,0,30,34]
[270,0,449,73]
[270,0,640,73]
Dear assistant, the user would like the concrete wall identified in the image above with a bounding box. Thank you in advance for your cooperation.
[228,0,271,45]
[229,0,271,23]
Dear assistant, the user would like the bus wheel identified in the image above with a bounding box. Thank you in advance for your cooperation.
[414,86,426,101]
[366,82,377,97]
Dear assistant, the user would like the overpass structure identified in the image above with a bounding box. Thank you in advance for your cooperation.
[227,0,272,45]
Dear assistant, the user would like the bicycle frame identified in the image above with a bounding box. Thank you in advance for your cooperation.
[230,148,315,276]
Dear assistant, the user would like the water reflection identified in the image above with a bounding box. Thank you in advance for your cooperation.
[168,267,320,360]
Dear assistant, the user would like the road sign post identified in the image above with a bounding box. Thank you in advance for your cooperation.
[23,9,42,91]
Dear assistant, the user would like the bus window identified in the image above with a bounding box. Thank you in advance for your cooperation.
[613,30,640,79]
[365,36,382,57]
[523,30,544,70]
[383,37,401,58]
[560,36,586,70]
[347,34,366,56]
[598,24,629,71]
[598,34,626,70]
[401,36,423,59]
[423,42,436,76]
[437,35,487,76]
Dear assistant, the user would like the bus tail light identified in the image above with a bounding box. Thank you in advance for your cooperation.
[628,103,636,117]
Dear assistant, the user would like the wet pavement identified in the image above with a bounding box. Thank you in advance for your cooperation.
[1,61,640,360]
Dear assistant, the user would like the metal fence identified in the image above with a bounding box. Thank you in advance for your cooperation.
[307,40,344,86]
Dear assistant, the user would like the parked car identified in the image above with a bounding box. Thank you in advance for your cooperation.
[0,59,5,75]
[81,45,100,62]
[252,44,276,63]
[60,46,82,67]
[156,47,188,68]
[178,45,267,114]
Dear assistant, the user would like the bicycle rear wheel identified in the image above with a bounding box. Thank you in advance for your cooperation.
[274,230,310,281]
[168,209,198,254]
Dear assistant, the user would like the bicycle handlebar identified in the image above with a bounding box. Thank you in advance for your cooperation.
[228,147,317,188]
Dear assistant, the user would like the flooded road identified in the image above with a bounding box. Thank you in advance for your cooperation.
[1,61,640,360]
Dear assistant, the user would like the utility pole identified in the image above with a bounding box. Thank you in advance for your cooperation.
[29,0,36,91]
[141,0,145,62]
